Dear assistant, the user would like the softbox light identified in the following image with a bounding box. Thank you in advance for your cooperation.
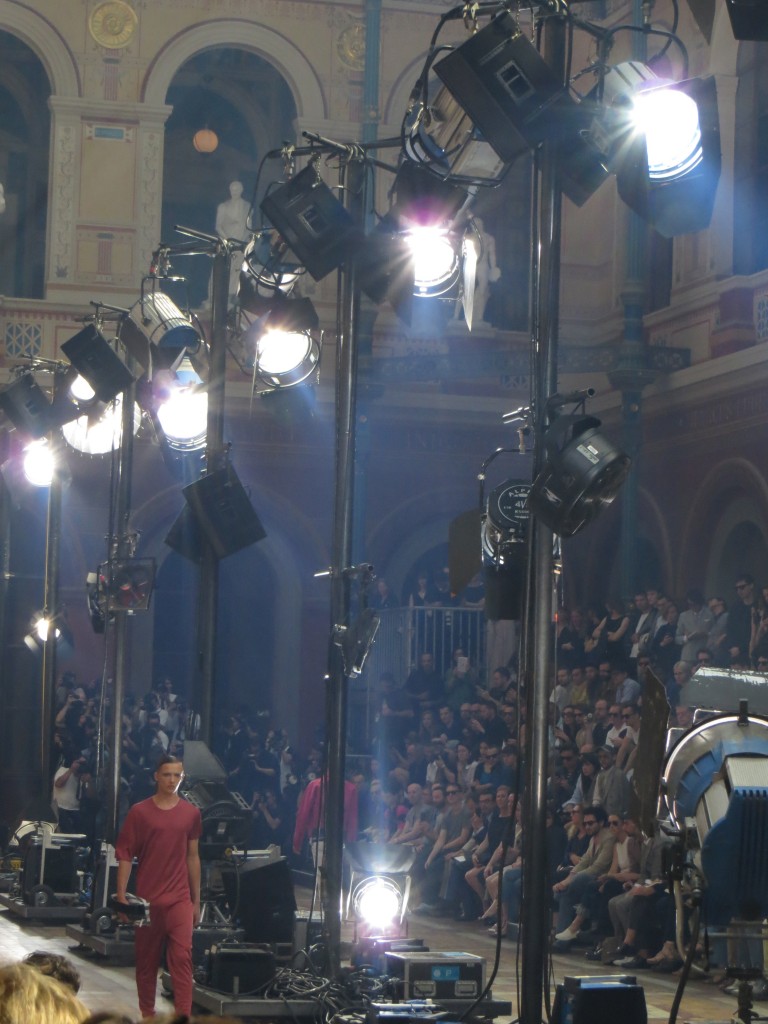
[528,414,631,537]
[260,164,361,281]
[61,324,136,403]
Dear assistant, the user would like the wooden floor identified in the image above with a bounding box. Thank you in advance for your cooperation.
[0,891,745,1023]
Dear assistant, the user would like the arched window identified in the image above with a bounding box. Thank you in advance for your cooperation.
[0,30,50,298]
[733,41,768,274]
[161,48,297,308]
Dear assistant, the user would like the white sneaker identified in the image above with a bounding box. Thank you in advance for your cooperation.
[554,926,579,942]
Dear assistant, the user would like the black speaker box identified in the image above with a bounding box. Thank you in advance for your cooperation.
[167,464,266,561]
[207,943,275,995]
[222,858,296,944]
[193,926,245,969]
[554,976,647,1024]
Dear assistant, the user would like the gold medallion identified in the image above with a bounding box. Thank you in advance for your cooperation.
[337,22,366,71]
[89,1,138,49]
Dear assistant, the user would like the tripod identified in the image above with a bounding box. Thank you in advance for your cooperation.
[197,860,232,929]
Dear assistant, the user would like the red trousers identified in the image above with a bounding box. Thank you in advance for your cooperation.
[134,899,194,1016]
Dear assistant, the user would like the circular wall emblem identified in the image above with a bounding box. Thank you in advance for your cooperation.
[89,1,138,49]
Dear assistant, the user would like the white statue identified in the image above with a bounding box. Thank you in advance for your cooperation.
[213,181,251,301]
[215,180,250,242]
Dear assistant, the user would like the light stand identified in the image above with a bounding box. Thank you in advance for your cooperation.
[39,375,66,804]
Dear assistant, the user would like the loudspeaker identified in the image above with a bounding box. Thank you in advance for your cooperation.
[207,943,275,994]
[165,465,266,562]
[554,976,647,1024]
[179,740,227,785]
[222,858,296,944]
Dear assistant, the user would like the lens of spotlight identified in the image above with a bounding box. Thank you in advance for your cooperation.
[156,387,208,452]
[69,374,97,405]
[22,440,55,487]
[34,616,59,643]
[353,877,402,928]
[633,87,702,181]
[406,226,460,296]
[62,395,141,455]
[255,329,320,389]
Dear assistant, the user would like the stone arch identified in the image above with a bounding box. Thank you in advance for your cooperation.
[0,2,80,97]
[680,457,768,594]
[382,54,427,128]
[130,474,329,739]
[141,20,325,121]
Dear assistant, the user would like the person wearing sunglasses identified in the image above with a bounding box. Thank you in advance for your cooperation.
[584,815,642,961]
[552,805,615,947]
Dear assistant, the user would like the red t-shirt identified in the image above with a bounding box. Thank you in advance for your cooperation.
[115,797,202,907]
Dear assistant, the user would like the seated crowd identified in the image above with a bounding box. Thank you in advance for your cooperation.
[45,576,764,979]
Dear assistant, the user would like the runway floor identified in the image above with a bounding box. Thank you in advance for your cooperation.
[0,889,746,1023]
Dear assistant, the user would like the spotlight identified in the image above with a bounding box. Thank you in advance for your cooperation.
[241,296,321,392]
[238,230,305,308]
[260,161,361,281]
[594,63,721,237]
[528,414,631,537]
[24,613,73,657]
[156,386,207,452]
[433,12,580,162]
[61,324,135,403]
[408,225,462,297]
[120,289,202,373]
[359,163,470,316]
[0,373,57,440]
[344,841,414,938]
[725,0,768,40]
[98,557,156,612]
[152,359,208,453]
[405,84,507,184]
[62,394,141,456]
[21,440,55,488]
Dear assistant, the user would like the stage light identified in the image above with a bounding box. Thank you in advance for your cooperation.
[725,0,768,40]
[528,414,631,537]
[156,386,208,452]
[22,440,55,487]
[433,12,581,162]
[241,296,321,391]
[260,161,361,282]
[352,877,402,930]
[68,374,96,406]
[407,225,461,297]
[0,373,57,440]
[98,557,156,612]
[120,289,202,373]
[24,612,73,657]
[594,62,721,237]
[405,84,507,184]
[239,231,305,308]
[344,842,414,938]
[62,394,141,456]
[61,324,135,403]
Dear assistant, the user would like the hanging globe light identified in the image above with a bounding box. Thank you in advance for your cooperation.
[193,127,219,154]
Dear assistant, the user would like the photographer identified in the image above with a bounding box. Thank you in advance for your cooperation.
[251,788,288,851]
[52,749,86,833]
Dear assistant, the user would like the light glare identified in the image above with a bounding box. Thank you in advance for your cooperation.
[633,87,703,181]
[22,440,55,487]
[354,878,401,928]
[69,374,96,404]
[406,226,460,296]
[157,388,208,450]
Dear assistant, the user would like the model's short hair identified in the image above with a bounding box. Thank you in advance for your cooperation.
[155,752,183,771]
